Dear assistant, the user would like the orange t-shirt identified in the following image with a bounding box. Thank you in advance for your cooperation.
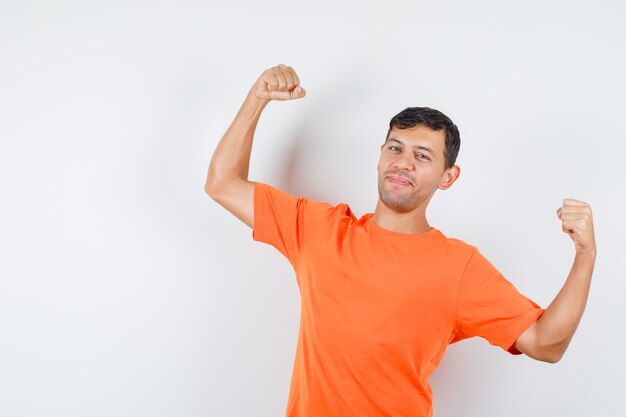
[252,181,545,417]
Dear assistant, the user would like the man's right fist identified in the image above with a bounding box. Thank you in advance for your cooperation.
[249,64,306,102]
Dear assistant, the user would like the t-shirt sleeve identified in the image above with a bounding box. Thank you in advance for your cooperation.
[454,247,546,355]
[252,181,332,265]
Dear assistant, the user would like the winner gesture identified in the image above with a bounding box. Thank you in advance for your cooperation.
[249,64,306,102]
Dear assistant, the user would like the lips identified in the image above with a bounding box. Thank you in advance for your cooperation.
[387,175,413,186]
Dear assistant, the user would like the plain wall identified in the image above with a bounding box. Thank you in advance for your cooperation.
[1,1,624,416]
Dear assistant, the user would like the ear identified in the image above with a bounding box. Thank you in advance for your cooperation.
[438,165,461,190]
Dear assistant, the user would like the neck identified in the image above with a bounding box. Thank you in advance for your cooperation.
[371,199,431,235]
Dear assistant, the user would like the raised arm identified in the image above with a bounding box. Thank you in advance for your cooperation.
[514,199,597,363]
[204,64,306,228]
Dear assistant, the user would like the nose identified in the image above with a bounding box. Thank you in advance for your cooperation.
[393,152,414,170]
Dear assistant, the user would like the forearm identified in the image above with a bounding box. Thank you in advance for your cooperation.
[205,91,269,192]
[536,249,596,361]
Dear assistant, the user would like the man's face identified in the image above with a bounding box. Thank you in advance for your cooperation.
[377,125,451,213]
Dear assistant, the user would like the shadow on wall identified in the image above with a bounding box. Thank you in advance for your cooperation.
[273,63,381,207]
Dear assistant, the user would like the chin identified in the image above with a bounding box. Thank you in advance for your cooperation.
[379,191,416,212]
[383,200,415,213]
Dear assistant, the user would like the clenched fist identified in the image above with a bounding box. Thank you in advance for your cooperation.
[556,199,596,255]
[249,64,306,102]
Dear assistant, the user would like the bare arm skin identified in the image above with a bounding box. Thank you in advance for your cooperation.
[514,199,597,363]
[204,64,306,228]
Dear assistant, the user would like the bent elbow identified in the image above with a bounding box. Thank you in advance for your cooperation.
[545,356,560,364]
[205,181,223,198]
[541,349,564,364]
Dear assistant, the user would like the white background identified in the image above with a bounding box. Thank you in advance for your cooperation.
[1,1,624,416]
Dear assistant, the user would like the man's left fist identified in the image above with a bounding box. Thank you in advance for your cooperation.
[556,199,596,255]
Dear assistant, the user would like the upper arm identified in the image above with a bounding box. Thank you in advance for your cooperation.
[513,320,540,358]
[206,178,256,229]
[455,248,546,355]
[513,320,560,363]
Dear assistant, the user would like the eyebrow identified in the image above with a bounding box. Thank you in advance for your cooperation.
[387,138,435,156]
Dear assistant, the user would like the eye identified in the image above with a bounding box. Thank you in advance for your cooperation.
[416,153,430,160]
[389,146,400,151]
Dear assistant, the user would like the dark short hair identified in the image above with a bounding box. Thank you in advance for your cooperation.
[385,107,460,170]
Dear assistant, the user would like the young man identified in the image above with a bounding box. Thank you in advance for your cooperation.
[205,64,596,417]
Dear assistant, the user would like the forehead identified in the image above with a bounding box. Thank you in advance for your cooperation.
[387,125,446,156]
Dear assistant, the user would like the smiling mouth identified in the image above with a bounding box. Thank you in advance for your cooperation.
[387,176,412,186]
